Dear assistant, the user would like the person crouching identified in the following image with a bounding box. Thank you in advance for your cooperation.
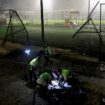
[36,72,51,100]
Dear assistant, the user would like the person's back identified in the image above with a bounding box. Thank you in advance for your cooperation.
[61,68,79,86]
[29,57,39,68]
[36,72,51,100]
[37,72,51,86]
[28,56,40,84]
[61,68,72,81]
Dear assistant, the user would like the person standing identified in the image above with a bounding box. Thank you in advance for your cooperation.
[29,56,40,85]
[43,45,52,65]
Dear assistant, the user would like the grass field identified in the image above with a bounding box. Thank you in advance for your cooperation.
[0,25,76,47]
[0,24,105,59]
[5,18,105,26]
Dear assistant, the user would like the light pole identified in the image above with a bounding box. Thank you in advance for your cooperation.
[40,0,45,47]
[88,0,90,18]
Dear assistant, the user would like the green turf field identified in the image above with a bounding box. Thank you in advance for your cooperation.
[0,25,76,46]
[0,24,105,58]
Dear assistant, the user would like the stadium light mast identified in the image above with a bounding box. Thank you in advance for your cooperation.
[40,0,45,47]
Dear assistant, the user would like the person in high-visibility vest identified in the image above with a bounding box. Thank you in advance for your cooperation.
[43,44,52,65]
[29,56,40,84]
[37,72,51,86]
[60,67,79,86]
[60,68,72,81]
[36,72,51,99]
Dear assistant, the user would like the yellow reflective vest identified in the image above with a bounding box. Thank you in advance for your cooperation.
[61,69,72,81]
[37,72,51,86]
[29,57,39,71]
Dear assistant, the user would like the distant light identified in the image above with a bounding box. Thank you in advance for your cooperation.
[43,0,53,11]
[24,49,31,55]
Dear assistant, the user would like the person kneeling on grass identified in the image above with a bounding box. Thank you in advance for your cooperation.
[36,72,52,100]
[59,67,79,86]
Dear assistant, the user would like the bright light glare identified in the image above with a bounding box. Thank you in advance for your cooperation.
[25,49,31,55]
[35,0,53,12]
[100,0,104,3]
[43,0,53,12]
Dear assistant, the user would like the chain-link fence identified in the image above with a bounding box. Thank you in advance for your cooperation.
[17,10,87,25]
[0,9,105,26]
[15,10,105,26]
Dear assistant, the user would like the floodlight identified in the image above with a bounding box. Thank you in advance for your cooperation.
[100,0,104,3]
[43,0,53,11]
[24,49,31,55]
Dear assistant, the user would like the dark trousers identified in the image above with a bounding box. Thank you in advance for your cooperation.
[29,70,36,85]
[45,56,52,65]
[36,84,50,101]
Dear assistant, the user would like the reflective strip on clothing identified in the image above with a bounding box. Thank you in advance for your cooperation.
[29,57,39,71]
[39,72,51,81]
[61,69,71,80]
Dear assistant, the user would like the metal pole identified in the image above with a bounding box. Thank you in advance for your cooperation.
[99,4,102,62]
[88,1,100,19]
[2,10,12,46]
[40,0,45,47]
[72,18,90,38]
[10,10,14,42]
[88,0,90,19]
[100,4,102,35]
[72,1,100,38]
[13,10,30,45]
